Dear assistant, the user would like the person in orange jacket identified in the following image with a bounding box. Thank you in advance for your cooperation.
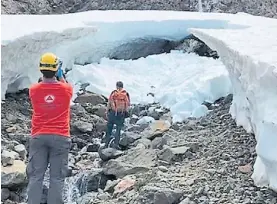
[105,81,130,149]
[27,52,73,204]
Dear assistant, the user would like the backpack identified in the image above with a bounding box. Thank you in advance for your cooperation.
[110,89,130,113]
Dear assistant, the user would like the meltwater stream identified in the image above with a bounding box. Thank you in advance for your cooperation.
[64,172,89,204]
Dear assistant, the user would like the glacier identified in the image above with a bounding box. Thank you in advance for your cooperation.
[190,15,277,191]
[2,10,277,192]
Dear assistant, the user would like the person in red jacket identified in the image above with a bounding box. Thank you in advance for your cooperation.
[27,52,73,204]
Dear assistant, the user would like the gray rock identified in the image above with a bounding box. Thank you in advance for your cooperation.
[152,137,167,150]
[134,138,152,149]
[103,148,157,178]
[119,132,141,147]
[97,192,111,200]
[1,188,10,201]
[71,104,87,117]
[6,113,17,123]
[148,108,164,120]
[146,130,164,140]
[136,116,155,126]
[76,192,97,204]
[74,92,106,106]
[158,146,191,163]
[14,144,27,160]
[126,124,149,132]
[86,169,104,192]
[1,150,19,166]
[129,114,139,124]
[137,186,183,204]
[92,115,107,133]
[180,197,193,204]
[87,140,101,152]
[73,121,93,133]
[98,147,124,161]
[1,171,27,189]
[104,179,120,193]
[139,110,148,117]
[91,104,107,118]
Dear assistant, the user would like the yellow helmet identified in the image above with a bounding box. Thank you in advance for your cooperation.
[39,52,59,71]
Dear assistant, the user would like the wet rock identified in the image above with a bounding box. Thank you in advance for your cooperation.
[1,160,27,189]
[158,145,191,163]
[1,150,19,166]
[137,186,183,204]
[87,142,101,153]
[86,169,104,192]
[73,121,93,133]
[76,192,97,204]
[74,92,106,106]
[98,147,124,161]
[14,144,27,160]
[1,188,10,201]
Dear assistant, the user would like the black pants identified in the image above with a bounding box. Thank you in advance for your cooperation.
[105,110,125,147]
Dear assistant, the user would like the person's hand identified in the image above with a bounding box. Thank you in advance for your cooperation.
[56,60,63,78]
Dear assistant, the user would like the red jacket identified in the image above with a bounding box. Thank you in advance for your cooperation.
[29,79,73,137]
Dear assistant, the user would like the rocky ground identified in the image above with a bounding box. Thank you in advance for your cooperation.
[2,0,277,18]
[1,88,277,204]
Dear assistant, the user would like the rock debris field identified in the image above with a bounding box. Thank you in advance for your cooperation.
[1,90,277,204]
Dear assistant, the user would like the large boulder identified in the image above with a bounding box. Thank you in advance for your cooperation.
[98,147,124,162]
[1,160,27,189]
[90,104,107,118]
[103,147,157,178]
[119,132,142,148]
[74,92,106,105]
[1,150,19,166]
[73,121,93,133]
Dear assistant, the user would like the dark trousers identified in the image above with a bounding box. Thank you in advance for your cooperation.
[105,110,125,147]
[26,134,71,204]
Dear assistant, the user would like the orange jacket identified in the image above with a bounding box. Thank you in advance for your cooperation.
[29,78,73,137]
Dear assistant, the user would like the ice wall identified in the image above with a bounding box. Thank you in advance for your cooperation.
[1,11,245,100]
[190,17,277,191]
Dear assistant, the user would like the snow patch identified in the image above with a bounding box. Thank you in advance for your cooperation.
[67,51,231,123]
